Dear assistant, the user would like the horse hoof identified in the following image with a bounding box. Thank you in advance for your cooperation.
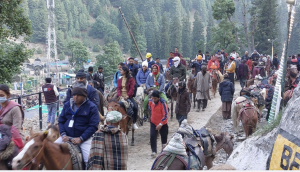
[131,142,134,146]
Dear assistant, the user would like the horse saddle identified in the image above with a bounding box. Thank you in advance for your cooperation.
[65,142,84,170]
[183,137,205,168]
[194,127,215,157]
[118,99,134,117]
[152,152,189,170]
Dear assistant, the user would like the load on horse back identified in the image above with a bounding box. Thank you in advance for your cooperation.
[151,120,234,170]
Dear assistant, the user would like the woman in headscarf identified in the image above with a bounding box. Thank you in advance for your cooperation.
[136,61,151,87]
[144,64,168,119]
[117,66,139,129]
[0,84,24,140]
[219,73,235,119]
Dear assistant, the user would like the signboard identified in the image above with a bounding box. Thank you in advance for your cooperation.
[267,129,300,170]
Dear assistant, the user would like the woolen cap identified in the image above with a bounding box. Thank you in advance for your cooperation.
[76,69,86,78]
[72,87,87,97]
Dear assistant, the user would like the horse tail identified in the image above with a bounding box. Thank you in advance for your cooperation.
[231,101,238,131]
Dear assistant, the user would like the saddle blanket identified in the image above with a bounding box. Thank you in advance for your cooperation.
[66,142,83,170]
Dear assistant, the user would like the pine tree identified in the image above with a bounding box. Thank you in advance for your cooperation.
[169,0,183,52]
[29,0,47,43]
[192,11,205,55]
[254,0,278,54]
[120,26,131,53]
[181,15,192,58]
[160,13,170,59]
[129,13,141,57]
[55,0,68,32]
[206,14,214,53]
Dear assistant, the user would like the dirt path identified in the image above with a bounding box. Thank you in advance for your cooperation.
[127,82,242,170]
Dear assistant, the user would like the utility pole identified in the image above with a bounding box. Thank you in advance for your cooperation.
[118,7,144,61]
[47,0,59,86]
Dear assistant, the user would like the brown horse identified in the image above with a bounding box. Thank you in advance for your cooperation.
[12,130,73,170]
[167,78,179,118]
[245,78,254,88]
[211,70,221,97]
[283,90,293,106]
[152,132,234,170]
[238,104,260,137]
[107,99,135,146]
[187,77,197,109]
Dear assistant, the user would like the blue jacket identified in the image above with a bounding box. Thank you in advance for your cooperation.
[64,83,100,108]
[191,61,203,77]
[219,79,235,102]
[127,64,139,79]
[136,69,150,86]
[58,99,100,141]
[146,73,165,93]
[145,60,155,69]
[113,71,121,88]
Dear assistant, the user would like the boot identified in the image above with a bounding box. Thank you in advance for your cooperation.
[161,144,167,152]
[196,100,201,112]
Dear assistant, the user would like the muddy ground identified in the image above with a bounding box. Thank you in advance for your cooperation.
[22,81,267,170]
[127,82,242,170]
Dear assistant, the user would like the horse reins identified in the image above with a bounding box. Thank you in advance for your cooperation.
[20,145,44,169]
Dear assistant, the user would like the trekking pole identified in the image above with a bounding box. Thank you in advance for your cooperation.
[118,7,144,61]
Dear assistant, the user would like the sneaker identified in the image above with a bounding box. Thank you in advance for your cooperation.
[151,152,157,158]
[133,123,138,130]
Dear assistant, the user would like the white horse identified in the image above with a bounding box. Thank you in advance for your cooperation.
[135,86,145,125]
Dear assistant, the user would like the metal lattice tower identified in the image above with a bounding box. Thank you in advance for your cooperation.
[46,0,58,84]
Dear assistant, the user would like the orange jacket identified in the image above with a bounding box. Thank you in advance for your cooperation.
[208,59,220,72]
[149,98,168,126]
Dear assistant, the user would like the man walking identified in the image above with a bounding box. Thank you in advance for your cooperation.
[86,67,94,85]
[87,111,128,170]
[225,57,236,86]
[93,66,105,94]
[238,60,249,88]
[42,78,59,126]
[175,81,191,126]
[194,65,211,112]
[273,54,279,70]
[148,90,169,158]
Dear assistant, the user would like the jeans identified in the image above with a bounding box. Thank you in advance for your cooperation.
[150,122,168,153]
[128,97,138,123]
[47,103,57,125]
[55,137,93,163]
[240,78,247,88]
[143,93,168,114]
[176,114,187,126]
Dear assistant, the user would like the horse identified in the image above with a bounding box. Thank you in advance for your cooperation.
[238,104,260,137]
[187,76,197,109]
[283,90,294,106]
[167,78,179,119]
[151,131,234,170]
[231,97,260,137]
[210,69,221,97]
[12,130,73,170]
[135,86,145,125]
[107,99,135,146]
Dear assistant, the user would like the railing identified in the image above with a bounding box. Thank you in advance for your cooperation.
[9,88,68,130]
[9,74,115,130]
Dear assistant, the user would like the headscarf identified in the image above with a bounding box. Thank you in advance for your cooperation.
[152,64,160,86]
[106,111,122,123]
[173,56,181,67]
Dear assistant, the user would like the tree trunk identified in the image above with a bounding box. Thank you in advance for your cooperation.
[242,0,252,53]
[227,14,247,51]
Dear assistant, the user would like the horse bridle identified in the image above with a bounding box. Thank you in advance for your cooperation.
[20,144,44,169]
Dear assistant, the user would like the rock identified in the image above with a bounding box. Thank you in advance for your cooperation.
[227,84,300,170]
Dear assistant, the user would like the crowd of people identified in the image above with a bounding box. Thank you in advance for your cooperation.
[2,46,300,170]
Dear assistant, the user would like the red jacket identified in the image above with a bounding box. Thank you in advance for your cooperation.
[208,59,220,72]
[149,98,168,126]
[117,77,135,98]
